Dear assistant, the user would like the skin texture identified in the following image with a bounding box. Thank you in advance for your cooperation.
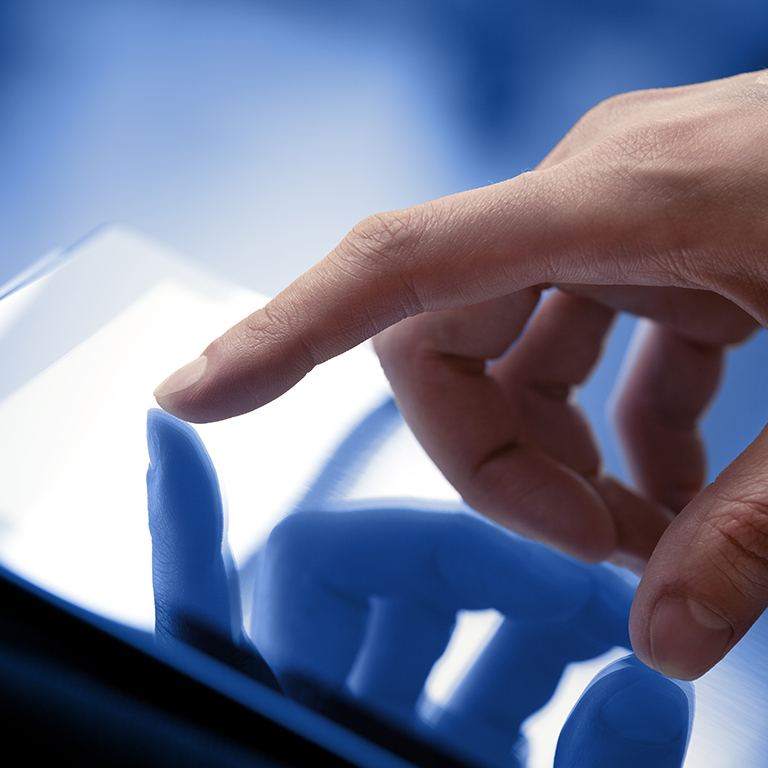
[155,70,768,680]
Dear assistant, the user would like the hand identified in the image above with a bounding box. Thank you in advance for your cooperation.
[146,408,693,768]
[152,70,768,679]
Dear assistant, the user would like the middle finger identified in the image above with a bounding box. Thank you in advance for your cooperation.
[374,288,616,561]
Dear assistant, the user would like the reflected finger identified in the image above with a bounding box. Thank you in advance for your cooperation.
[264,508,594,619]
[147,408,241,646]
[431,561,636,767]
[346,597,456,722]
[554,655,693,768]
[147,409,279,688]
[255,507,595,693]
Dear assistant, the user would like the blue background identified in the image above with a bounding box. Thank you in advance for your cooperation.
[2,0,768,485]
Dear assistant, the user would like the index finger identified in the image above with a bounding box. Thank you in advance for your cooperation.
[152,164,696,423]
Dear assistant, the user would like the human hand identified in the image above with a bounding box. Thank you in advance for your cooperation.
[146,408,693,768]
[153,70,768,680]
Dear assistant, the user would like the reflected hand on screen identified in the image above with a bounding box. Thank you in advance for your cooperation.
[146,408,692,767]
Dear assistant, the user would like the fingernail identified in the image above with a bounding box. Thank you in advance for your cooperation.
[650,594,732,680]
[154,356,208,399]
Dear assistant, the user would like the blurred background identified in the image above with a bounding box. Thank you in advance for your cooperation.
[2,0,768,479]
[3,0,768,291]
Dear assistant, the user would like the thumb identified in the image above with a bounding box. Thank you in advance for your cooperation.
[152,166,688,423]
[630,423,768,680]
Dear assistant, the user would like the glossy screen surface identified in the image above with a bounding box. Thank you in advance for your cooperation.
[2,228,768,767]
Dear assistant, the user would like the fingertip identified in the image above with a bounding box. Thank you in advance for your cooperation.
[154,355,208,401]
[146,406,205,463]
[147,406,188,467]
[146,405,224,550]
[147,405,184,430]
[647,594,732,680]
[555,655,693,768]
[601,678,688,744]
[153,363,221,424]
[153,349,260,423]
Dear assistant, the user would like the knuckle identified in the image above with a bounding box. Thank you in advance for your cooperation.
[346,209,422,267]
[581,87,649,124]
[547,87,656,162]
[339,208,428,317]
